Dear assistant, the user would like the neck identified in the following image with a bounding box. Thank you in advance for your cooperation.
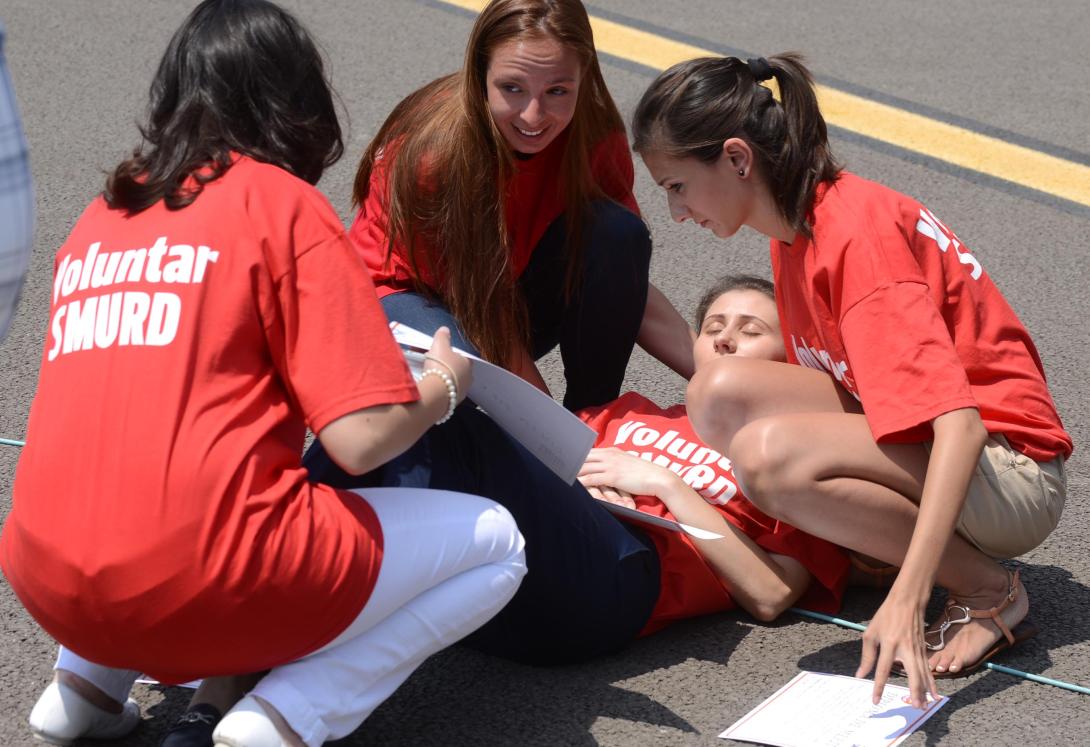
[748,187,797,243]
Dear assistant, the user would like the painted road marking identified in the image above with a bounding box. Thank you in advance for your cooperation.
[437,0,1090,208]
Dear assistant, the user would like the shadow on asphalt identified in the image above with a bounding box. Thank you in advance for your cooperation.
[797,561,1090,747]
[81,563,1090,745]
[109,613,752,746]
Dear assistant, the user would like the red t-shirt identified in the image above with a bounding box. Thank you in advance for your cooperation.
[0,157,419,683]
[579,393,849,636]
[350,129,639,297]
[771,173,1071,462]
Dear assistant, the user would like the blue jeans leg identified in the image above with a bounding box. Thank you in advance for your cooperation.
[379,292,478,354]
[304,406,660,665]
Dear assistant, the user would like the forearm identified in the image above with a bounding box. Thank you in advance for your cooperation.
[890,407,988,603]
[316,375,452,475]
[654,476,808,621]
[638,284,695,379]
[512,340,551,395]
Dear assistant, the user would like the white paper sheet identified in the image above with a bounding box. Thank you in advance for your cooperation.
[391,323,596,484]
[595,498,725,540]
[719,671,948,747]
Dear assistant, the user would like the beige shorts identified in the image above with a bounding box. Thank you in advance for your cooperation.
[927,435,1066,559]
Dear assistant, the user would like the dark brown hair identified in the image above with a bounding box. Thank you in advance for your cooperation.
[106,0,343,214]
[694,274,775,328]
[352,0,625,366]
[632,53,840,238]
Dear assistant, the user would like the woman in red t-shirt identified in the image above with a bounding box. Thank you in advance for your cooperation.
[309,275,849,662]
[345,0,693,411]
[1,2,526,746]
[631,54,1071,708]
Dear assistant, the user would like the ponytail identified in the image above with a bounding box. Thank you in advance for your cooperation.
[632,52,839,238]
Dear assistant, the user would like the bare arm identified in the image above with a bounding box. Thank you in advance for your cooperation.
[638,284,696,380]
[317,327,473,475]
[511,339,551,396]
[857,407,987,706]
[578,447,811,621]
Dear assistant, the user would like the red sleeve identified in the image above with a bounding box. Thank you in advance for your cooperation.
[591,131,640,216]
[269,227,419,435]
[841,282,978,442]
[752,522,849,614]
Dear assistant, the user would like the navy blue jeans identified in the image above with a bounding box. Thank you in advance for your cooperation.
[304,406,661,665]
[382,199,652,412]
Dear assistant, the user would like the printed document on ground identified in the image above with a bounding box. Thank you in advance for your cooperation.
[719,671,948,747]
[390,322,596,484]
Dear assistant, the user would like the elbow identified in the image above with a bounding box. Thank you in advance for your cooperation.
[325,446,377,477]
[750,594,793,623]
[937,407,988,452]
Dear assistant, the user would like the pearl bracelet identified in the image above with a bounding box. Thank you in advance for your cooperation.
[418,368,458,424]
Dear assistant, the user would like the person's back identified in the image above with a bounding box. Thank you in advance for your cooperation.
[6,3,526,745]
[3,157,407,683]
[773,172,1068,463]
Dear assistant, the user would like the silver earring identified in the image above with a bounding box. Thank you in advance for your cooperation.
[738,169,745,177]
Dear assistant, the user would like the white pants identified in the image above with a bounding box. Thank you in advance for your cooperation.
[54,487,526,745]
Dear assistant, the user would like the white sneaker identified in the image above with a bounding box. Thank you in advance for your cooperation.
[28,680,141,745]
[212,695,287,747]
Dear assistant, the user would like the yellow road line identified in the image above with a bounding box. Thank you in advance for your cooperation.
[438,0,1090,208]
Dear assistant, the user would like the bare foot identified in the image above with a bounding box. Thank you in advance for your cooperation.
[926,569,1029,675]
[55,669,123,714]
[251,695,306,747]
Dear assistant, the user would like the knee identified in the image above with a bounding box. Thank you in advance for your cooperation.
[483,502,528,574]
[585,201,651,268]
[729,419,809,520]
[687,357,759,449]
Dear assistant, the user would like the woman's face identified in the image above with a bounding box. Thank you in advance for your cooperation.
[641,147,753,239]
[692,288,785,370]
[485,35,582,155]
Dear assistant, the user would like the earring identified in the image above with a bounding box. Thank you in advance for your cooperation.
[737,169,745,177]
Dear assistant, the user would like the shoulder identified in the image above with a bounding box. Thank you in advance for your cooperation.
[811,173,923,251]
[225,157,346,247]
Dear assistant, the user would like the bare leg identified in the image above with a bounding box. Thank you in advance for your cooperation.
[688,357,1028,674]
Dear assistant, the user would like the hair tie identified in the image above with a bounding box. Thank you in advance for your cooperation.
[746,57,774,82]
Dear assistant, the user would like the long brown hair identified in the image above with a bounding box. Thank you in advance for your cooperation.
[353,0,625,366]
[632,53,840,238]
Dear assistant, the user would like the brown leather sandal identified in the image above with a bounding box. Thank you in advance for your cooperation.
[848,551,899,589]
[923,569,1038,679]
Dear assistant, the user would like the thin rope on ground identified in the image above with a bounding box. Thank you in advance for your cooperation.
[789,607,1090,695]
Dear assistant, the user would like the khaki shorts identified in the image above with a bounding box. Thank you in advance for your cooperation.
[927,435,1066,559]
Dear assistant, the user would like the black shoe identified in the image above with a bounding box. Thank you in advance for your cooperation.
[159,703,222,747]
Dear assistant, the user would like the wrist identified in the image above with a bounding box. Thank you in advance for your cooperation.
[655,471,691,502]
[417,368,458,424]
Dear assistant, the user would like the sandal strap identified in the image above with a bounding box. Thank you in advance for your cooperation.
[947,569,1021,647]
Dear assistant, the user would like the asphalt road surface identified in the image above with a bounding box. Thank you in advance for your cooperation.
[1,1,1088,745]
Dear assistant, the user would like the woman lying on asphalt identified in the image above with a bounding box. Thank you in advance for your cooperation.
[1,2,527,746]
[304,275,849,672]
[631,52,1071,708]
